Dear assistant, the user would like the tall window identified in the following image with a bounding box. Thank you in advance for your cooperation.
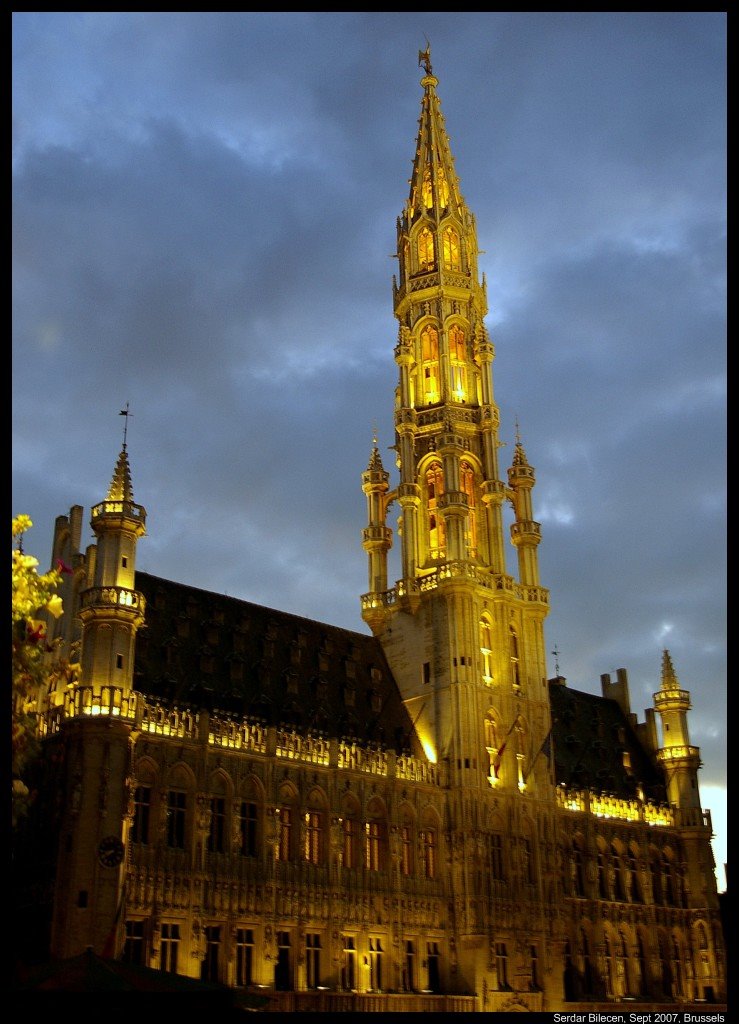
[426,461,445,558]
[572,840,585,896]
[400,824,413,876]
[417,227,434,271]
[509,627,521,689]
[239,801,258,857]
[305,934,321,989]
[342,816,357,869]
[131,785,151,845]
[368,937,384,991]
[304,810,323,864]
[207,797,226,853]
[421,828,437,879]
[275,932,291,991]
[402,940,415,992]
[579,929,593,994]
[160,923,180,973]
[166,791,186,849]
[480,617,493,683]
[495,942,509,990]
[449,324,467,401]
[201,926,220,983]
[123,920,145,965]
[612,843,626,900]
[420,325,440,403]
[277,806,292,862]
[650,850,663,905]
[341,935,356,991]
[627,845,642,902]
[521,837,535,885]
[235,928,254,987]
[364,821,383,871]
[530,945,541,990]
[460,461,476,553]
[597,846,610,899]
[427,941,441,992]
[442,227,460,270]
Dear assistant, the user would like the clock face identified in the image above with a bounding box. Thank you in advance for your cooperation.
[98,835,125,868]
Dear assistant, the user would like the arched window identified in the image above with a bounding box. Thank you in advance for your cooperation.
[579,929,594,994]
[649,848,663,905]
[304,790,326,865]
[627,844,643,902]
[420,325,440,404]
[480,615,493,683]
[364,798,387,872]
[612,842,626,901]
[418,226,435,271]
[597,842,610,899]
[460,461,477,555]
[509,626,521,689]
[449,324,466,400]
[443,226,460,270]
[426,461,445,559]
[277,785,298,862]
[340,795,360,869]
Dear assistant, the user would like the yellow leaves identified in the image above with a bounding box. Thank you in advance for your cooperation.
[45,594,64,619]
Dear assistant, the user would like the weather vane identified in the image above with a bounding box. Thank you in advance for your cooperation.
[418,39,432,76]
[119,402,132,448]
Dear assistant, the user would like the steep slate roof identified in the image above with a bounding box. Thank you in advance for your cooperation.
[133,571,423,756]
[549,680,666,802]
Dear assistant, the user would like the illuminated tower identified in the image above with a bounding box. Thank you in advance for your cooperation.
[48,429,146,958]
[361,49,551,795]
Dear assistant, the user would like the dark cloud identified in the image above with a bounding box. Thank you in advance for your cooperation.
[12,12,726,885]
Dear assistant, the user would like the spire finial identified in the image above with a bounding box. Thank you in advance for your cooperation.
[418,40,432,77]
[515,416,522,445]
[119,402,132,449]
[372,420,378,447]
[552,643,561,677]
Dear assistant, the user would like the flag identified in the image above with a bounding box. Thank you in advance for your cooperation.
[524,729,552,782]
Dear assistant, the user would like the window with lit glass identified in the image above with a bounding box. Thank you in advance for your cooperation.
[442,226,460,270]
[420,325,440,403]
[364,820,383,871]
[304,809,323,865]
[341,935,356,991]
[123,920,145,965]
[420,828,437,879]
[368,937,384,991]
[399,822,413,876]
[277,806,292,862]
[480,617,493,683]
[460,460,477,554]
[417,226,435,271]
[426,461,445,559]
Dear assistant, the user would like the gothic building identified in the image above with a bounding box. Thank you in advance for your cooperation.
[15,51,725,1012]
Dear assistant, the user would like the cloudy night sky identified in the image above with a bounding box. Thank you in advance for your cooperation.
[12,12,726,887]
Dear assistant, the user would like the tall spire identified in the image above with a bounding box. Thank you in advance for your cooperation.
[405,45,466,228]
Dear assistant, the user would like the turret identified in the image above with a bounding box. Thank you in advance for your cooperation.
[77,442,146,698]
[507,431,542,587]
[653,649,702,811]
